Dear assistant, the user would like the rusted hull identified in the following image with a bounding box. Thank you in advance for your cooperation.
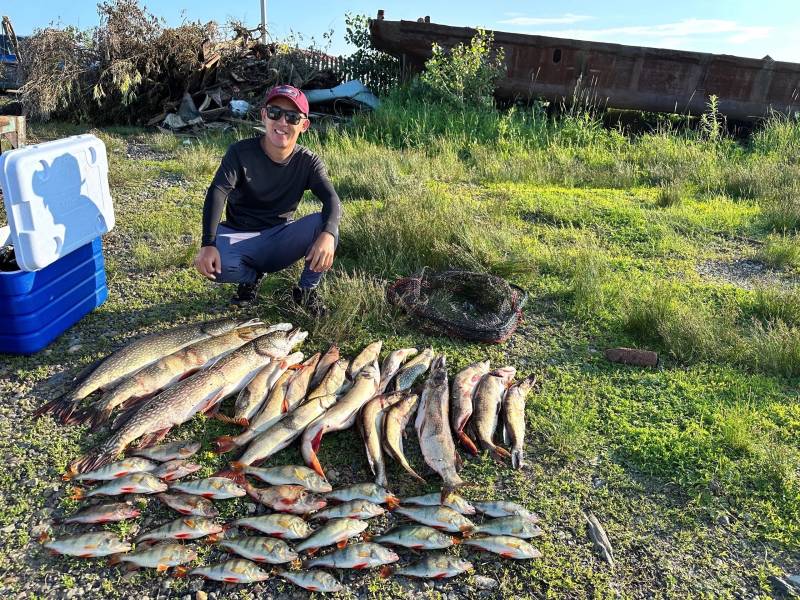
[370,18,800,121]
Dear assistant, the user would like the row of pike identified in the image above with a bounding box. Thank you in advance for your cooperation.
[32,317,536,493]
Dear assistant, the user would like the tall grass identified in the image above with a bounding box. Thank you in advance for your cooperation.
[757,233,800,269]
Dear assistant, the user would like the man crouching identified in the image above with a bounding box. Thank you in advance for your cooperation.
[194,85,341,315]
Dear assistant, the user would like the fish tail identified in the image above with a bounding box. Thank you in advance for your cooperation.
[108,553,125,566]
[69,486,86,501]
[68,436,123,475]
[213,435,238,454]
[205,532,222,544]
[215,469,246,486]
[511,450,524,470]
[235,417,249,428]
[214,413,240,425]
[386,495,401,510]
[451,536,462,545]
[31,395,76,422]
[290,558,302,571]
[458,431,480,456]
[172,565,189,578]
[379,565,394,579]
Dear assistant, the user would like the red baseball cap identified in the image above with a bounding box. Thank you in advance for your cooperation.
[265,85,309,116]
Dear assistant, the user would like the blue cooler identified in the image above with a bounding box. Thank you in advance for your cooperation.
[0,134,114,354]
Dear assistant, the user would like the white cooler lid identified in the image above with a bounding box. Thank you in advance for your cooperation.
[0,134,115,271]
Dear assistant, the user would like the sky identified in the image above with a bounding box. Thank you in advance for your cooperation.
[5,0,800,62]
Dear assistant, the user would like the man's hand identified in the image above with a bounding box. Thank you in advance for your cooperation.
[195,246,222,280]
[306,232,336,273]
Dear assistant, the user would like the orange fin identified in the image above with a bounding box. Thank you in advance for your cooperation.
[213,435,237,454]
[156,564,168,572]
[386,495,401,510]
[69,487,86,501]
[308,452,326,479]
[336,539,348,549]
[173,565,189,578]
[379,565,393,578]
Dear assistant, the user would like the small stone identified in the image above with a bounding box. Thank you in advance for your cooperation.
[181,595,191,600]
[189,579,204,592]
[196,591,208,600]
[327,469,339,481]
[474,575,498,590]
[246,503,257,514]
[68,344,82,353]
[717,514,731,527]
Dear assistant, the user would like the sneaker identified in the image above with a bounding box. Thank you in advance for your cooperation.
[292,286,329,317]
[230,274,265,306]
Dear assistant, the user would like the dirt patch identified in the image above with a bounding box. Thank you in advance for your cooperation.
[696,258,798,289]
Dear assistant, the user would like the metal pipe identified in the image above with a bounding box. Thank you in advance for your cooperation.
[260,0,267,43]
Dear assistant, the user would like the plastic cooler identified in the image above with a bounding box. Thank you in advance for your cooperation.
[0,134,114,354]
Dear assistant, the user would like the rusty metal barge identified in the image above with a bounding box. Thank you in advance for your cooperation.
[369,15,800,122]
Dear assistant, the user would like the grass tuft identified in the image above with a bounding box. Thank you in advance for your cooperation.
[757,233,800,269]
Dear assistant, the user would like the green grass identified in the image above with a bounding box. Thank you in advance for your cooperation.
[2,98,800,598]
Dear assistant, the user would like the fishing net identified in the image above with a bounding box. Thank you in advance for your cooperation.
[387,269,527,343]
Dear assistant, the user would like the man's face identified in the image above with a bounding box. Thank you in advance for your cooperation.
[261,97,310,151]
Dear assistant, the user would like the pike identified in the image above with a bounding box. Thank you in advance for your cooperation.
[295,518,368,553]
[111,543,197,573]
[416,355,464,493]
[308,344,340,390]
[62,502,141,524]
[471,367,516,462]
[152,459,201,482]
[402,492,476,515]
[231,513,313,539]
[301,362,379,478]
[226,351,304,427]
[136,516,222,542]
[169,477,246,500]
[239,464,332,493]
[157,492,219,517]
[278,569,343,593]
[67,328,307,475]
[359,391,405,487]
[348,341,382,379]
[473,515,544,539]
[304,542,399,570]
[450,360,491,455]
[381,553,473,579]
[392,505,475,534]
[325,483,399,507]
[472,501,539,521]
[382,392,424,483]
[71,472,167,500]
[463,535,542,559]
[307,357,348,401]
[378,348,418,393]
[81,323,290,427]
[65,457,157,482]
[373,525,460,550]
[313,499,385,521]
[503,375,537,469]
[41,531,131,558]
[219,536,298,564]
[394,347,434,391]
[213,354,319,453]
[34,317,262,423]
[189,559,270,583]
[244,483,327,515]
[131,440,200,462]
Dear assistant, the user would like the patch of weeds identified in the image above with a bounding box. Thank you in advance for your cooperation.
[655,181,685,207]
[532,381,597,461]
[760,182,800,232]
[745,286,800,326]
[757,233,800,269]
[744,320,800,377]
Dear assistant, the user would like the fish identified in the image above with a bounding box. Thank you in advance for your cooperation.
[189,558,270,583]
[240,464,332,493]
[402,492,476,515]
[381,553,473,579]
[382,392,424,483]
[304,542,399,570]
[314,499,385,521]
[301,362,379,477]
[278,569,343,593]
[373,525,460,550]
[393,505,475,534]
[136,516,222,542]
[71,472,167,499]
[307,358,348,402]
[450,360,491,455]
[228,351,303,427]
[472,515,544,539]
[503,374,536,469]
[231,514,313,539]
[394,347,434,391]
[82,323,290,427]
[295,518,369,553]
[67,328,307,475]
[229,361,347,467]
[244,483,327,515]
[463,535,542,559]
[61,502,141,524]
[131,440,201,462]
[308,345,340,390]
[378,348,418,393]
[34,316,263,423]
[348,341,382,379]
[325,483,399,507]
[152,459,202,482]
[471,366,516,462]
[156,492,219,517]
[219,536,298,564]
[42,531,131,557]
[214,354,320,453]
[169,477,246,500]
[472,501,539,521]
[65,457,157,482]
[359,391,406,487]
[416,355,464,492]
[111,542,197,573]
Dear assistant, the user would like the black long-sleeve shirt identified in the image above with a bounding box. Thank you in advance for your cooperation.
[201,138,341,247]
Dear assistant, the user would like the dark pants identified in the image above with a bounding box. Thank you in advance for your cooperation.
[214,212,335,288]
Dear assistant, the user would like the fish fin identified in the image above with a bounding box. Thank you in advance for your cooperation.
[386,495,401,510]
[336,540,348,549]
[81,405,112,428]
[111,404,141,432]
[282,398,289,413]
[511,450,524,470]
[459,524,475,535]
[451,536,462,545]
[362,533,373,542]
[305,547,319,556]
[108,553,124,566]
[310,428,324,453]
[213,435,237,454]
[38,531,50,544]
[31,395,76,422]
[69,487,85,501]
[307,451,326,479]
[61,466,78,481]
[379,565,394,579]
[458,431,480,456]
[205,533,222,544]
[233,417,249,428]
[156,564,169,572]
[353,562,368,570]
[119,393,152,412]
[454,450,464,472]
[214,412,239,424]
[215,469,246,485]
[229,461,246,473]
[291,558,302,570]
[172,565,189,578]
[137,427,171,449]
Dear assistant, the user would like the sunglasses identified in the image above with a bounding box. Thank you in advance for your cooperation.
[265,105,306,125]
